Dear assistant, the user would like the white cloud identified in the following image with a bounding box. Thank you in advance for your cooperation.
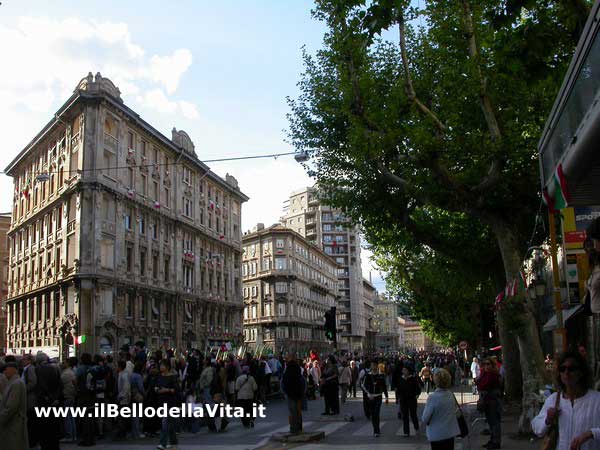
[179,100,200,120]
[140,89,178,114]
[0,16,198,120]
[149,49,193,94]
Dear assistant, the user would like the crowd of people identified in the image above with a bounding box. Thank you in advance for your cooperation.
[5,343,597,450]
[0,342,287,450]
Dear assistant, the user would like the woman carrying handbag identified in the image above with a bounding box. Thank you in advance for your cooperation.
[532,351,600,450]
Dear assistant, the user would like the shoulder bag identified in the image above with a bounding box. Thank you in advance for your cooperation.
[541,392,561,450]
[453,394,469,438]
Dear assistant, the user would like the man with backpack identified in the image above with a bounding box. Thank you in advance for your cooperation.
[361,360,388,437]
[282,354,306,434]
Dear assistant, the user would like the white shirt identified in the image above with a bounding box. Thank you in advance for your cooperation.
[532,391,600,450]
[470,362,480,379]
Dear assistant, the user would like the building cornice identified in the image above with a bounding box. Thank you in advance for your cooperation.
[5,76,249,203]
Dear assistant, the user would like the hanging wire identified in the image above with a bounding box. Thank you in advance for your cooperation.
[1,151,299,178]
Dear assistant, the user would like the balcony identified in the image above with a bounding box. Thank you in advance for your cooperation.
[104,132,118,152]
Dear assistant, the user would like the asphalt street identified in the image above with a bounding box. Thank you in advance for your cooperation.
[61,390,483,450]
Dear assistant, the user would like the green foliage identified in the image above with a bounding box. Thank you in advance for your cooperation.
[288,0,589,341]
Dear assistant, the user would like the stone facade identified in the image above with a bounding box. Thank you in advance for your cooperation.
[374,294,400,352]
[4,72,247,359]
[242,224,338,355]
[281,187,365,352]
[0,213,11,353]
[400,317,441,352]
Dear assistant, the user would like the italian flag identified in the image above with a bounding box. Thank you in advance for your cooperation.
[495,291,504,305]
[519,270,527,291]
[543,163,570,213]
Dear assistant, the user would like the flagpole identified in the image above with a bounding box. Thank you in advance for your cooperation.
[548,211,567,353]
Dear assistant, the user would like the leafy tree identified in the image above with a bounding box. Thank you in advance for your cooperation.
[371,208,499,347]
[288,0,590,430]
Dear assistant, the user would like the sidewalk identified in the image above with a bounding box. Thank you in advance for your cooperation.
[461,401,539,450]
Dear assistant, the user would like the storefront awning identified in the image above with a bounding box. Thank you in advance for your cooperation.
[543,305,584,332]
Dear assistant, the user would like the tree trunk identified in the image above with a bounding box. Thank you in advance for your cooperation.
[496,309,522,401]
[490,219,546,434]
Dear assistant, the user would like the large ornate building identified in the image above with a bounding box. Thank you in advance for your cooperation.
[242,224,339,354]
[0,212,11,352]
[4,72,247,359]
[281,187,366,352]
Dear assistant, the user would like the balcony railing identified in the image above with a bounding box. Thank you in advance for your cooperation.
[104,132,118,152]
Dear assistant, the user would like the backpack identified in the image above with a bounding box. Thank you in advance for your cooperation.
[209,367,222,396]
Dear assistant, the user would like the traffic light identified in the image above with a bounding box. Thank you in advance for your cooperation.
[324,307,337,343]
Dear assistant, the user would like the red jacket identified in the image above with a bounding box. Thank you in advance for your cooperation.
[476,370,501,392]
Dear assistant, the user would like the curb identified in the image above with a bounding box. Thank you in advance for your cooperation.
[271,431,326,443]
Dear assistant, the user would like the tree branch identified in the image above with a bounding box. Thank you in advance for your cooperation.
[377,161,410,189]
[398,11,447,133]
[461,0,504,193]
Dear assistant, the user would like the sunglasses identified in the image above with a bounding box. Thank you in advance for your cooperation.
[559,365,579,373]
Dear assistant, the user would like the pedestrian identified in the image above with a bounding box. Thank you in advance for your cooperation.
[470,357,480,394]
[420,362,434,394]
[422,368,460,450]
[349,360,359,398]
[396,366,421,437]
[339,360,352,404]
[61,356,78,442]
[360,360,388,437]
[144,361,161,437]
[532,351,600,450]
[115,360,131,440]
[130,361,146,439]
[0,359,29,450]
[21,353,38,447]
[156,358,178,450]
[282,354,305,434]
[321,355,340,415]
[75,353,95,446]
[35,352,62,450]
[475,357,502,449]
[358,359,372,419]
[235,366,258,428]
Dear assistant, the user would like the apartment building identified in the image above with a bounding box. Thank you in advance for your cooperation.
[281,187,365,352]
[362,279,378,353]
[4,72,247,359]
[400,318,441,352]
[374,294,400,352]
[242,224,338,355]
[0,213,11,353]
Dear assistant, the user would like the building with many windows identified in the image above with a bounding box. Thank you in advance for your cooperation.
[0,212,11,352]
[241,223,339,354]
[374,294,400,352]
[4,72,248,359]
[281,187,365,352]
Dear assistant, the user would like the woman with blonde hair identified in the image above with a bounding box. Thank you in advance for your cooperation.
[422,368,460,449]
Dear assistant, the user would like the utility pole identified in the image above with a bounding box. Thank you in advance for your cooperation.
[548,211,567,353]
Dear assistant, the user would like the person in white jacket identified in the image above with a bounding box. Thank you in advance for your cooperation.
[470,357,480,394]
[532,351,600,450]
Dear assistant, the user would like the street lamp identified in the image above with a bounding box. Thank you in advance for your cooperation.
[294,151,310,163]
[35,173,50,182]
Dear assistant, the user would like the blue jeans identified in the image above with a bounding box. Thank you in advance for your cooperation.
[63,399,76,440]
[287,398,303,433]
[368,396,382,434]
[159,417,177,447]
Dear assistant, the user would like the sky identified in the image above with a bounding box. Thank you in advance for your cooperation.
[0,0,386,291]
